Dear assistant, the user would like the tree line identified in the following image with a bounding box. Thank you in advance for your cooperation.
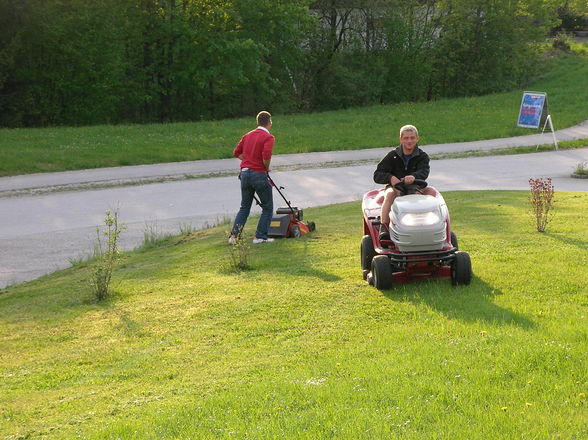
[0,0,580,127]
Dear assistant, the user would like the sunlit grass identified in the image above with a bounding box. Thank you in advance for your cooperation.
[1,191,586,439]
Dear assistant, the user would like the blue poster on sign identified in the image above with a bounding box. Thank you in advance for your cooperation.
[517,92,547,129]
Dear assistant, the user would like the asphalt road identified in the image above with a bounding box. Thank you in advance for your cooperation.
[1,147,587,288]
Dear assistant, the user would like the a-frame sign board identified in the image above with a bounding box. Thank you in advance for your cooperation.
[517,91,558,150]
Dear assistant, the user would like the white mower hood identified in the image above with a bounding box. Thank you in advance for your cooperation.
[390,194,448,252]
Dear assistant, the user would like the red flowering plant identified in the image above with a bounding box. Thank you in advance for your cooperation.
[528,178,555,233]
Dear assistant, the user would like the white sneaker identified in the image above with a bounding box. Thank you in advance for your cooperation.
[252,237,274,244]
[228,235,238,245]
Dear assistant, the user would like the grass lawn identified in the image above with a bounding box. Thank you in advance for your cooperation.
[1,49,588,177]
[1,190,586,439]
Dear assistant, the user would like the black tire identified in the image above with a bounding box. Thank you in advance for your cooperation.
[361,235,376,273]
[371,255,393,290]
[451,251,472,286]
[450,231,458,249]
[290,225,301,238]
[307,221,316,232]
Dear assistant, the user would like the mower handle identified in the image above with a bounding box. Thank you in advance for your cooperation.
[267,173,296,215]
[266,174,283,189]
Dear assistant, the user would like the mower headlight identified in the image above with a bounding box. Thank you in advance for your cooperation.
[400,211,441,226]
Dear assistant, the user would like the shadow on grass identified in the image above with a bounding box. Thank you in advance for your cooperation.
[544,232,588,252]
[273,265,342,282]
[250,237,343,283]
[383,276,536,329]
[0,267,125,325]
[221,260,341,282]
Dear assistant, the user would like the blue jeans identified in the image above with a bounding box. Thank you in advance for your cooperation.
[231,169,273,239]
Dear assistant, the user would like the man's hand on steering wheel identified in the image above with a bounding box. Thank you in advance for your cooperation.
[390,176,401,186]
[403,175,415,184]
[393,178,428,195]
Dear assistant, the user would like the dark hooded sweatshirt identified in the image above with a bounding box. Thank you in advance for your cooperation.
[373,145,430,185]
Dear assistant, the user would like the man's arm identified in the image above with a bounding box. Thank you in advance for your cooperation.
[233,135,245,159]
[262,134,274,171]
[411,152,430,180]
[374,152,397,185]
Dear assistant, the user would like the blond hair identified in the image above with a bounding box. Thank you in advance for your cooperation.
[399,124,418,137]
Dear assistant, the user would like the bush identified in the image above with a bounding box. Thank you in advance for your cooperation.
[227,228,251,272]
[551,32,573,52]
[90,210,125,301]
[528,178,555,233]
[573,161,588,176]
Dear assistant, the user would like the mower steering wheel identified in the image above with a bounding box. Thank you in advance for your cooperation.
[393,179,428,195]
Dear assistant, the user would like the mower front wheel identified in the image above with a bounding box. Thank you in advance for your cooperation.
[450,231,458,249]
[290,225,301,238]
[451,251,472,286]
[361,235,376,278]
[371,255,393,290]
[307,221,316,232]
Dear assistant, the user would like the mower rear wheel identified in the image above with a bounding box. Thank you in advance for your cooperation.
[290,225,301,238]
[371,255,393,289]
[307,221,316,232]
[451,251,472,286]
[361,235,376,276]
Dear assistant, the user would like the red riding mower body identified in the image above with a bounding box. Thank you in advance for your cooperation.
[361,180,472,289]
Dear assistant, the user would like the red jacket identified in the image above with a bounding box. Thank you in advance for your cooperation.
[233,128,275,173]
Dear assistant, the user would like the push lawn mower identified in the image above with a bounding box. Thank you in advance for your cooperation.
[266,174,316,239]
[361,179,472,289]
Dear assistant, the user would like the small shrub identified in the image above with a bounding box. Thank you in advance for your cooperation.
[528,178,555,233]
[226,228,251,272]
[551,32,573,52]
[179,222,195,235]
[573,161,588,176]
[90,210,125,301]
[142,221,168,249]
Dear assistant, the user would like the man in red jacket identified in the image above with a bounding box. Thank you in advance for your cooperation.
[228,111,275,244]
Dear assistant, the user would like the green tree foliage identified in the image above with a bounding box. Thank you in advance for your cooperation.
[0,0,564,127]
[310,0,558,106]
[380,1,438,103]
[0,0,132,125]
[301,0,388,110]
[552,0,588,32]
[430,0,557,97]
